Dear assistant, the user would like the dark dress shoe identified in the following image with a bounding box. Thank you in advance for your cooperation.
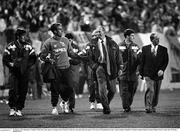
[152,107,156,113]
[124,107,131,112]
[145,109,152,113]
[103,109,111,114]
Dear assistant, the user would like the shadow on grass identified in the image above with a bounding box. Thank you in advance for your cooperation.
[6,116,33,121]
[150,111,180,117]
[127,110,146,117]
[92,113,128,120]
[39,112,82,121]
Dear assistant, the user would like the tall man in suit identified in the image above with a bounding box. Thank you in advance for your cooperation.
[92,26,121,114]
[139,33,169,113]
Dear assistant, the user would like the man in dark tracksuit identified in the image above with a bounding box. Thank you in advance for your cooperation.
[40,23,79,115]
[65,33,81,112]
[79,43,102,110]
[3,28,36,116]
[118,29,141,112]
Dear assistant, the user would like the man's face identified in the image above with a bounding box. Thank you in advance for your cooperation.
[91,31,100,43]
[128,33,135,42]
[54,25,63,37]
[18,34,26,43]
[96,26,105,39]
[152,35,159,46]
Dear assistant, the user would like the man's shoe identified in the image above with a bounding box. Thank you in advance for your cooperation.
[103,109,111,114]
[0,100,3,103]
[124,107,131,112]
[9,109,16,116]
[90,102,95,110]
[51,107,59,115]
[16,110,23,116]
[78,94,83,98]
[75,94,78,99]
[96,103,103,109]
[152,107,156,113]
[64,102,69,113]
[69,107,74,113]
[3,99,9,104]
[145,109,152,113]
[60,101,65,113]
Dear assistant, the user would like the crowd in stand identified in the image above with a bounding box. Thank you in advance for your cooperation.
[0,0,180,101]
[0,0,180,34]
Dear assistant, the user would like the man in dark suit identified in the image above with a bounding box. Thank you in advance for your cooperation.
[139,33,169,113]
[90,26,121,114]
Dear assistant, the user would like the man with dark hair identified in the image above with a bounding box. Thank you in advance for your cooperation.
[40,23,79,115]
[139,33,169,113]
[64,32,81,112]
[118,29,141,112]
[3,28,37,116]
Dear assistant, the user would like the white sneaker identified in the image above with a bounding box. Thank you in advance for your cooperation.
[16,110,23,116]
[51,107,59,115]
[75,94,78,99]
[60,101,65,113]
[3,99,9,104]
[96,103,103,109]
[78,94,83,98]
[64,102,69,113]
[9,109,16,116]
[0,100,3,103]
[90,102,95,110]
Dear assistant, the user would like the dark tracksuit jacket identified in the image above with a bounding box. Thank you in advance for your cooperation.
[118,40,141,109]
[3,40,36,110]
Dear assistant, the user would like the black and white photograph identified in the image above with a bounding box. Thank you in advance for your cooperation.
[0,0,180,131]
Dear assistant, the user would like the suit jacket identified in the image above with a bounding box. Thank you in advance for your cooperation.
[139,44,169,80]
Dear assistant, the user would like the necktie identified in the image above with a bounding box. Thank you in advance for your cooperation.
[152,47,156,56]
[98,40,105,63]
[102,40,111,75]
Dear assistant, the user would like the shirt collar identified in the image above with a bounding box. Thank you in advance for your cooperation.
[151,44,158,49]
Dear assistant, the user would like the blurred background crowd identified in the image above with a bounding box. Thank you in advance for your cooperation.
[0,0,180,34]
[0,0,180,101]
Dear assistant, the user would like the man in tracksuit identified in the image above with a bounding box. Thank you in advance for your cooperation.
[78,32,103,110]
[118,29,141,112]
[40,23,79,115]
[3,28,37,116]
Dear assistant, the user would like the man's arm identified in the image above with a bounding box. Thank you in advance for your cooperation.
[139,47,145,78]
[158,47,169,77]
[39,40,55,64]
[3,45,13,68]
[67,39,80,59]
[161,48,169,71]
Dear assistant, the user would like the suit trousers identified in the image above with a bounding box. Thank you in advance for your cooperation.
[118,80,138,109]
[96,65,116,111]
[144,77,162,110]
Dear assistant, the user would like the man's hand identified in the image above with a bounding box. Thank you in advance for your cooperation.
[139,75,144,80]
[9,62,14,67]
[118,70,122,76]
[158,70,164,77]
